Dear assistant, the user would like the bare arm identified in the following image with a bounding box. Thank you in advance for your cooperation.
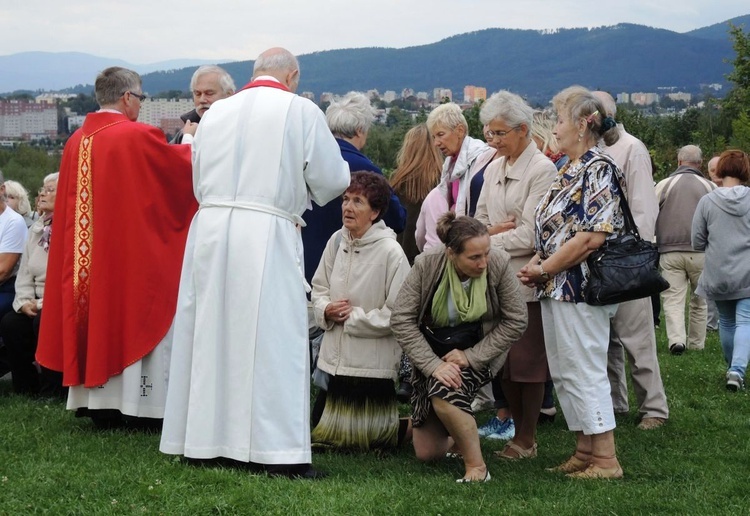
[518,231,607,286]
[0,253,21,283]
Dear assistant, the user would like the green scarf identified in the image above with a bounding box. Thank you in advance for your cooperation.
[431,260,488,327]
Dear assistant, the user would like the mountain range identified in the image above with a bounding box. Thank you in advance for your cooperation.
[2,15,748,100]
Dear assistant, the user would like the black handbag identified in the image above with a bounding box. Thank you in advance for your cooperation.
[419,320,484,358]
[584,165,669,306]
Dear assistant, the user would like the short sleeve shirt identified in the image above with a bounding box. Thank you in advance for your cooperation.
[534,147,626,303]
[0,206,29,280]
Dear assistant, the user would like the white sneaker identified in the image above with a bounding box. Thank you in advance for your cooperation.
[486,418,515,440]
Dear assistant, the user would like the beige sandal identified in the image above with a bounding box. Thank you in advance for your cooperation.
[494,441,537,460]
[545,455,590,473]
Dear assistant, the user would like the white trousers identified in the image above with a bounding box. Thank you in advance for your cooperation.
[541,299,618,435]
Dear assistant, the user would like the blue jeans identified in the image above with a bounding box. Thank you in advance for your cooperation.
[715,298,750,377]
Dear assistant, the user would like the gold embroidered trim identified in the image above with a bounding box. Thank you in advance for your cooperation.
[73,135,93,327]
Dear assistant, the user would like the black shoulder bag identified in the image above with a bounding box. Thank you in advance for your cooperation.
[583,164,669,306]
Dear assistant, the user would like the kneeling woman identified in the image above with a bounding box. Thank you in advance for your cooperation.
[391,213,527,482]
[311,171,412,450]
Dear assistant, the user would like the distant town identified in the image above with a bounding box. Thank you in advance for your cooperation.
[0,82,726,145]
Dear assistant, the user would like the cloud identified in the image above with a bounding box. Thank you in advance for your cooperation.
[0,0,747,63]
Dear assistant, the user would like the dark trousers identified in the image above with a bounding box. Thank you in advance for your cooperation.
[0,308,63,396]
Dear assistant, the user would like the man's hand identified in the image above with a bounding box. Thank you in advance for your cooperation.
[183,120,198,136]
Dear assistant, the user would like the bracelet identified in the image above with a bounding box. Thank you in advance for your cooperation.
[538,261,551,281]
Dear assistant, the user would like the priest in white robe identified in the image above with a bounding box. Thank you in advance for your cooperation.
[160,48,350,478]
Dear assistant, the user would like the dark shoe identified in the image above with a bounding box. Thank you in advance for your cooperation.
[265,464,328,480]
[669,343,685,355]
[538,407,556,425]
[396,381,413,404]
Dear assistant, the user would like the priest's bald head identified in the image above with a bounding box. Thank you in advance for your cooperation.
[252,48,300,93]
[95,67,146,122]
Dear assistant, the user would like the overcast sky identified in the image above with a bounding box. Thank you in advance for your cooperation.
[1,0,747,64]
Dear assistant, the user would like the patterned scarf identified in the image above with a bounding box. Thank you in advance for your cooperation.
[38,214,52,252]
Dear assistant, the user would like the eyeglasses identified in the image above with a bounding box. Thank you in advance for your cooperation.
[39,187,56,195]
[127,91,147,102]
[485,126,520,140]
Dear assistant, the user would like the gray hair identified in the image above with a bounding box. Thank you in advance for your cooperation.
[678,145,702,164]
[426,103,468,132]
[95,67,142,106]
[593,91,617,118]
[479,90,533,133]
[253,48,299,76]
[552,85,619,147]
[190,65,236,94]
[326,92,375,138]
[44,172,60,184]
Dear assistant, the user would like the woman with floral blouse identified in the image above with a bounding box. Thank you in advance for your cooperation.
[518,85,626,479]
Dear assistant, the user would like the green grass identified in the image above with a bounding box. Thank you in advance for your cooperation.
[1,327,749,515]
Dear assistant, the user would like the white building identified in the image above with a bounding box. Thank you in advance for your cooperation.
[0,100,57,139]
[383,90,397,103]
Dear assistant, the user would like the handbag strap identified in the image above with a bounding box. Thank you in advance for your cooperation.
[587,157,640,239]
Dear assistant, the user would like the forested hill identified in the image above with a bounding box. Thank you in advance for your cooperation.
[58,18,748,101]
[138,23,740,101]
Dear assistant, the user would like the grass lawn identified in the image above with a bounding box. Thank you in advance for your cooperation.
[1,327,748,515]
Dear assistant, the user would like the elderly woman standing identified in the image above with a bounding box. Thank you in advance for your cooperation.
[474,91,557,459]
[0,173,59,395]
[4,180,37,228]
[416,104,496,251]
[302,91,406,285]
[392,213,527,482]
[518,86,625,479]
[311,172,411,450]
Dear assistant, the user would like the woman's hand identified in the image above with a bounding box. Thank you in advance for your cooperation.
[488,216,516,236]
[20,302,38,318]
[518,262,547,287]
[324,299,352,324]
[432,361,463,389]
[442,349,469,368]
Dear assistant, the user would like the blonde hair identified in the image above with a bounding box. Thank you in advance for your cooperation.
[390,124,443,204]
[3,180,31,216]
[531,110,559,154]
[552,85,619,147]
[426,103,468,132]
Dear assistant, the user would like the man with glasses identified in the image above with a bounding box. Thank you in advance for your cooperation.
[171,65,235,144]
[36,67,198,429]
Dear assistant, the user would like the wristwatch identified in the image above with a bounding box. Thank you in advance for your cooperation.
[539,261,551,281]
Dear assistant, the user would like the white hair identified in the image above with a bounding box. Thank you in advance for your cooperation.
[678,145,702,164]
[326,92,375,138]
[479,90,533,130]
[253,49,299,76]
[426,103,468,132]
[190,65,236,94]
[44,172,60,184]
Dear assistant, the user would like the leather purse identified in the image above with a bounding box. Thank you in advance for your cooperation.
[419,320,484,358]
[584,165,669,306]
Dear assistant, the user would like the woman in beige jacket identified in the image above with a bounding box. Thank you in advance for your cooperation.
[474,91,558,459]
[311,172,411,451]
[391,214,527,483]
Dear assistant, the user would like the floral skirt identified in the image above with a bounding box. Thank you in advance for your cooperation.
[411,366,493,427]
[311,375,401,451]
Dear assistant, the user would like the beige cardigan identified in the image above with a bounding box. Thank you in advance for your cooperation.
[391,246,527,378]
[475,141,557,303]
[13,216,48,312]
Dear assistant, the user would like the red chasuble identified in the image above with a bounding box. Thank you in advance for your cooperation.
[36,112,197,387]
